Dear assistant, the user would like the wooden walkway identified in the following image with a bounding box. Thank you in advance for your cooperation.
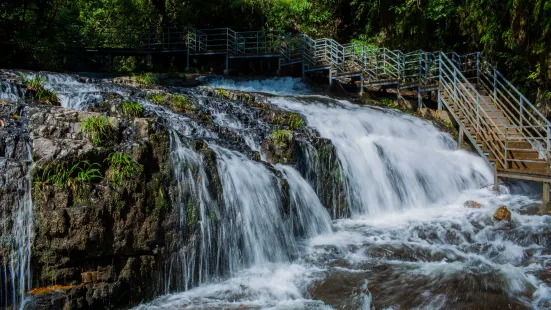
[77,27,551,198]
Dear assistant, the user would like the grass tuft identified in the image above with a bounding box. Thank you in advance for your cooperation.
[134,72,158,88]
[121,100,144,117]
[171,95,197,112]
[80,116,115,147]
[149,93,168,105]
[21,74,59,105]
[105,152,143,187]
[34,161,103,190]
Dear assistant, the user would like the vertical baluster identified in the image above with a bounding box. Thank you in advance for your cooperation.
[476,53,481,88]
[547,125,551,174]
[520,96,524,132]
[493,68,497,104]
[437,53,442,110]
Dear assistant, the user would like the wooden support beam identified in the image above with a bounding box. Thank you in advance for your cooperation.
[544,182,550,202]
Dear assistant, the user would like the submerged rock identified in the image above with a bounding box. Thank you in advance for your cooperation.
[493,206,512,222]
[464,200,481,209]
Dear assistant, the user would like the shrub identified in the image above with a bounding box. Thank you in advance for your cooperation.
[80,116,115,147]
[288,113,304,129]
[121,100,144,117]
[105,152,143,186]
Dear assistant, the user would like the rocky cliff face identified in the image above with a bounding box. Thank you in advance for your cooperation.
[0,73,349,309]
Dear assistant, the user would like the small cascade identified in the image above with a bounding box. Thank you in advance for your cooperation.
[276,164,332,237]
[269,97,493,215]
[213,146,295,270]
[0,144,33,309]
[163,132,220,292]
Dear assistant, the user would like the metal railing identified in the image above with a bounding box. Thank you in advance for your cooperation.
[76,26,550,176]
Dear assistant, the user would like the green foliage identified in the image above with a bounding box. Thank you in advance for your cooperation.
[171,95,197,112]
[134,72,158,87]
[215,88,230,99]
[271,129,293,147]
[80,116,115,147]
[34,161,103,190]
[121,100,144,117]
[105,152,143,186]
[379,97,398,109]
[288,113,304,129]
[21,74,59,105]
[149,93,168,105]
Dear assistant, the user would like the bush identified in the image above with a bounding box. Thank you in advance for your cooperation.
[121,100,144,117]
[80,116,115,147]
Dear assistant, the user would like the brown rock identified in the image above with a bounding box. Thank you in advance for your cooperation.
[493,206,512,222]
[464,200,481,209]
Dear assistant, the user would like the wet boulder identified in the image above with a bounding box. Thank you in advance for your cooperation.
[464,200,481,209]
[493,206,511,222]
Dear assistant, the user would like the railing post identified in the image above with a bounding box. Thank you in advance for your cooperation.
[493,68,497,103]
[547,125,550,175]
[383,51,387,76]
[418,50,422,85]
[453,63,458,103]
[476,52,481,88]
[437,52,442,110]
[520,96,524,129]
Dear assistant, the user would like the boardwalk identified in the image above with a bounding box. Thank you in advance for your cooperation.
[77,27,551,199]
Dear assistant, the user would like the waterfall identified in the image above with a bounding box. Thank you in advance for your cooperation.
[269,96,493,215]
[0,144,33,309]
[3,72,550,309]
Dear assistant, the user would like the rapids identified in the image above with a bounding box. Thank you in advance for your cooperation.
[2,73,550,309]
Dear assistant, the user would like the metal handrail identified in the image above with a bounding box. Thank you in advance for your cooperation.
[77,26,551,175]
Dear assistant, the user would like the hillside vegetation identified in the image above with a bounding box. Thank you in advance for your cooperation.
[1,0,550,112]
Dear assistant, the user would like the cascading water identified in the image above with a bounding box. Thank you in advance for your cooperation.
[0,144,33,309]
[269,96,493,215]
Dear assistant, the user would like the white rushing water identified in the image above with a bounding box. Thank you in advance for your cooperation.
[0,146,34,310]
[201,76,310,96]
